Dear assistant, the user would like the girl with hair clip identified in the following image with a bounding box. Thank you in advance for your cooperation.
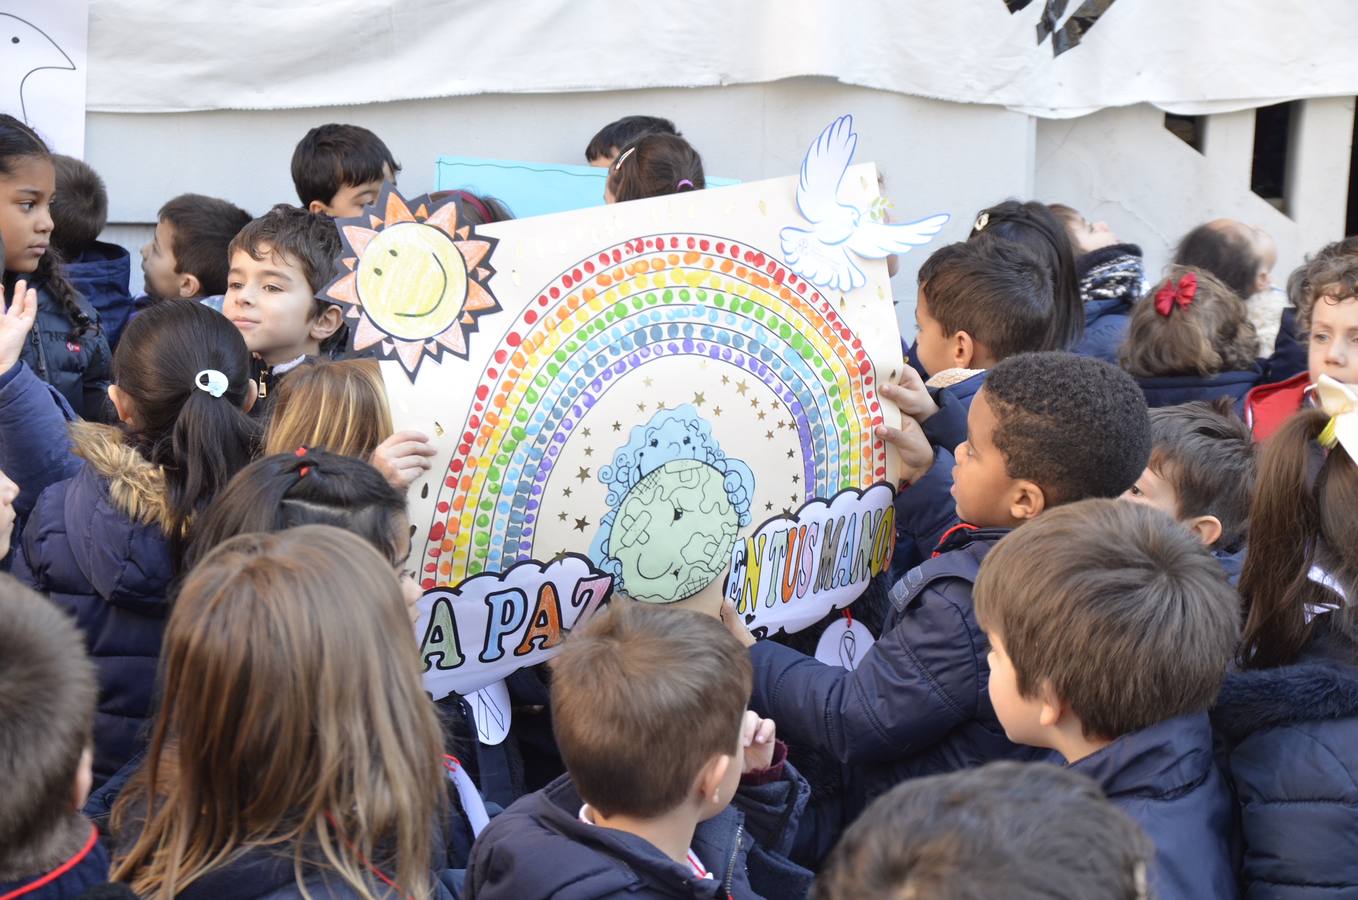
[604,133,704,204]
[0,298,258,788]
[1119,265,1263,408]
[111,526,465,900]
[263,358,435,490]
[0,113,113,419]
[428,189,514,227]
[1211,377,1358,898]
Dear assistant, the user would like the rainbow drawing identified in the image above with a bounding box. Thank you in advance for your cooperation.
[419,233,888,590]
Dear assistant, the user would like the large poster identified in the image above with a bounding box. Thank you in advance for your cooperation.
[327,118,947,707]
[86,0,1358,118]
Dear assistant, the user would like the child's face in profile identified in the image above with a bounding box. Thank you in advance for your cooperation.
[1068,214,1117,256]
[0,155,54,274]
[983,630,1049,748]
[140,218,192,301]
[1121,466,1178,519]
[951,389,1024,527]
[223,245,325,365]
[322,163,394,219]
[1309,296,1358,387]
[913,287,953,377]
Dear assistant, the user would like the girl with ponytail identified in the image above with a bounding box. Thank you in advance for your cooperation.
[0,298,258,787]
[1211,378,1358,896]
[0,113,112,419]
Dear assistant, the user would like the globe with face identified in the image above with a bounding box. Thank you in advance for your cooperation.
[607,458,741,603]
[355,221,469,341]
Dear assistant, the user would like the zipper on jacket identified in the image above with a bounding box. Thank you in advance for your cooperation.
[720,822,743,899]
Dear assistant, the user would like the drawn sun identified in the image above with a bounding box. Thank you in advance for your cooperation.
[322,183,500,378]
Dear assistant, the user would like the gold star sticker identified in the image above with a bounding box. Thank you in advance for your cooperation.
[563,486,573,498]
[643,377,654,387]
[782,507,791,516]
[786,450,795,459]
[584,446,594,457]
[736,380,749,395]
[751,397,761,409]
[612,420,622,432]
[757,410,766,421]
[721,374,730,385]
[636,401,646,412]
[765,430,774,440]
[582,427,592,438]
[693,391,706,406]
[790,494,799,503]
[576,466,591,483]
[551,549,570,563]
[792,474,800,484]
[558,511,568,522]
[574,517,590,532]
[713,406,723,416]
[765,501,773,511]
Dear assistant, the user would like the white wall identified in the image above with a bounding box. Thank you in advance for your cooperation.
[87,76,1036,336]
[1034,97,1356,286]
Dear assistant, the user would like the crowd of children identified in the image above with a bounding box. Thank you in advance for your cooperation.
[0,106,1355,899]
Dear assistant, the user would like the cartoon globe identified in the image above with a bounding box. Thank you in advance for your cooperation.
[606,458,741,604]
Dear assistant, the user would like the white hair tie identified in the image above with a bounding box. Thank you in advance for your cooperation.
[195,369,229,398]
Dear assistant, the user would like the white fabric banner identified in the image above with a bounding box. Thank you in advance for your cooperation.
[85,0,1358,119]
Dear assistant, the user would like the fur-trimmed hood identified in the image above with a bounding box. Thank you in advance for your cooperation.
[1212,656,1358,743]
[68,421,172,529]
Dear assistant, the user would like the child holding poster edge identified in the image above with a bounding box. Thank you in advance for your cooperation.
[722,352,1153,864]
[466,602,813,899]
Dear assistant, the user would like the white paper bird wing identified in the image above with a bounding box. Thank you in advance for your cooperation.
[846,214,951,259]
[781,226,864,292]
[795,115,858,225]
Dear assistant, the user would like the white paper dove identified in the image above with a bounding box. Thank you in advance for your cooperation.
[0,14,74,124]
[779,115,949,293]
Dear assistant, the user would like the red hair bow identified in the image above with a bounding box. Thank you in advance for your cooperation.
[1155,272,1197,317]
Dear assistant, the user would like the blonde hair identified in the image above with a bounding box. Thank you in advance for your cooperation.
[111,526,443,899]
[1119,265,1259,378]
[264,359,393,458]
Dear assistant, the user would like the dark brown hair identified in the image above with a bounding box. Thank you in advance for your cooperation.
[916,234,1054,361]
[1174,220,1262,299]
[1120,265,1259,378]
[969,200,1083,352]
[984,352,1151,506]
[550,602,749,818]
[1239,408,1358,668]
[585,115,679,163]
[813,761,1152,900]
[0,576,97,875]
[974,499,1239,739]
[158,194,252,297]
[606,133,704,204]
[1147,399,1255,550]
[290,123,400,208]
[51,154,107,258]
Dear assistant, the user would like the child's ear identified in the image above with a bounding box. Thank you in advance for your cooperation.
[1037,681,1065,730]
[243,378,258,414]
[1008,480,1046,522]
[694,752,732,809]
[307,199,334,216]
[1185,514,1223,547]
[949,331,976,370]
[107,384,138,428]
[309,304,344,343]
[72,746,93,811]
[1252,270,1271,295]
[177,272,202,299]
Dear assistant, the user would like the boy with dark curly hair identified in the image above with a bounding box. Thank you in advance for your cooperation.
[723,352,1153,863]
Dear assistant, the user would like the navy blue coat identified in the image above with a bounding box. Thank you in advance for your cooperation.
[1261,306,1307,385]
[466,766,812,900]
[0,824,110,899]
[1077,295,1135,364]
[751,527,1045,821]
[1071,713,1236,900]
[1072,243,1143,364]
[63,242,134,350]
[1134,367,1263,410]
[18,281,113,422]
[1211,624,1358,900]
[11,421,175,788]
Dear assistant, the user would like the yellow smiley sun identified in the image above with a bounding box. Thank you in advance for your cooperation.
[322,184,500,378]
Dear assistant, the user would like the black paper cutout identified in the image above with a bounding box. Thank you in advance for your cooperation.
[1005,0,1120,57]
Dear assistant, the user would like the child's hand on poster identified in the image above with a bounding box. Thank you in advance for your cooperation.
[880,365,937,423]
[0,280,38,374]
[719,599,757,649]
[740,710,777,773]
[371,430,437,491]
[874,415,933,485]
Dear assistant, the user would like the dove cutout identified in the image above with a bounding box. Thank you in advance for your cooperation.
[779,114,948,293]
[0,14,75,125]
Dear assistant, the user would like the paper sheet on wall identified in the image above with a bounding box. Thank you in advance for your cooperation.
[3,0,88,155]
[326,118,949,698]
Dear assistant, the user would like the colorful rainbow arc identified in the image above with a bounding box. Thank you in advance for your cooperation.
[420,234,888,590]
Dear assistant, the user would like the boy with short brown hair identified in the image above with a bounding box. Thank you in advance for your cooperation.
[466,602,811,899]
[974,499,1239,900]
[0,574,107,896]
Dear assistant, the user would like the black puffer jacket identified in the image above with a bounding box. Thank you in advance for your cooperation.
[18,281,112,420]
